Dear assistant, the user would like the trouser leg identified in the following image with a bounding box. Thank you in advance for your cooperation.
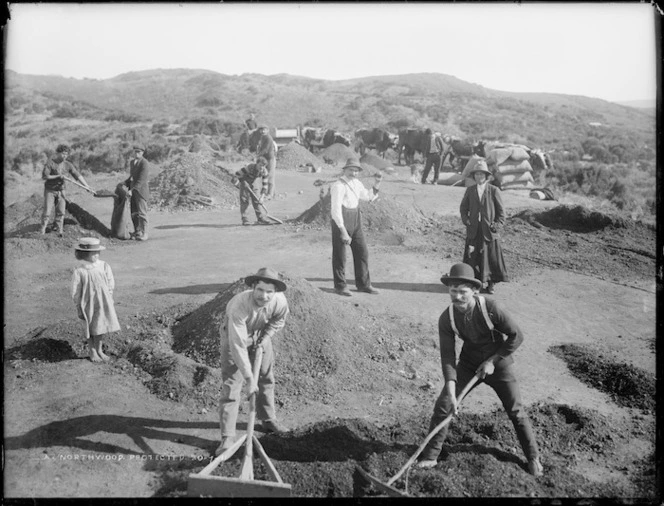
[422,157,434,183]
[253,339,276,422]
[131,194,148,238]
[420,363,478,461]
[432,154,441,182]
[349,222,371,290]
[54,193,66,232]
[218,349,245,439]
[240,186,251,222]
[41,189,56,230]
[251,190,266,221]
[331,220,347,290]
[266,158,276,198]
[486,364,540,461]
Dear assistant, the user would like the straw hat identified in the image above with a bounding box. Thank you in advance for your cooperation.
[75,237,105,252]
[440,263,481,289]
[244,267,287,292]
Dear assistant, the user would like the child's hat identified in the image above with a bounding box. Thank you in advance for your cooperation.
[75,237,105,251]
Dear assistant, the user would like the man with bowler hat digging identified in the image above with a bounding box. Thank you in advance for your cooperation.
[40,144,90,237]
[124,145,151,241]
[330,158,383,296]
[216,267,290,457]
[417,262,543,476]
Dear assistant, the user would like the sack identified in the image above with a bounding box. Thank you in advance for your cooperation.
[493,160,533,175]
[111,184,132,240]
[494,171,534,185]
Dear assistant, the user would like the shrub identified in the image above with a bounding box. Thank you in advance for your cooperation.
[52,106,77,118]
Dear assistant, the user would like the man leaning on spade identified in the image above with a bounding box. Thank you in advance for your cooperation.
[40,144,90,237]
[216,267,290,457]
[417,262,543,477]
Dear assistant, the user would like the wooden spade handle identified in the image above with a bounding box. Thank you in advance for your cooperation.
[239,346,264,480]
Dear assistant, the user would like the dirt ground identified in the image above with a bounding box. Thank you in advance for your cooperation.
[3,156,658,499]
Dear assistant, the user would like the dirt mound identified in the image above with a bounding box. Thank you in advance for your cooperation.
[276,142,325,171]
[514,204,630,232]
[360,153,396,172]
[292,192,428,235]
[149,152,238,211]
[319,144,357,165]
[187,134,217,154]
[172,273,398,407]
[549,344,655,412]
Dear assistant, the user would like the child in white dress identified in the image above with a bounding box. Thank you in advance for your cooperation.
[71,237,120,362]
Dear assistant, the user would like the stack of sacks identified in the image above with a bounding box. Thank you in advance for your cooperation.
[485,144,534,189]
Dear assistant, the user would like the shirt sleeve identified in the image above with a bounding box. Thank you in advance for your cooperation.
[260,295,289,341]
[42,161,52,181]
[488,300,523,358]
[330,181,345,229]
[438,309,458,382]
[225,299,253,380]
[355,180,376,202]
[67,163,82,181]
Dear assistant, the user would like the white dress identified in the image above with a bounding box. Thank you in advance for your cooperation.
[71,259,121,336]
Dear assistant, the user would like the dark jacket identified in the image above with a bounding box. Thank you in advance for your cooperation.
[459,183,505,241]
[256,134,276,161]
[124,157,151,200]
[438,296,523,381]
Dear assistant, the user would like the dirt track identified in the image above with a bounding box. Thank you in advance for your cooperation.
[3,162,657,498]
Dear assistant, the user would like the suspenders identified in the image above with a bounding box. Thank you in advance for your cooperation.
[448,295,495,339]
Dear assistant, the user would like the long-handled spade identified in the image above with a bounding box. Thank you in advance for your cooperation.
[64,176,98,196]
[242,183,284,225]
[187,346,291,497]
[357,372,482,497]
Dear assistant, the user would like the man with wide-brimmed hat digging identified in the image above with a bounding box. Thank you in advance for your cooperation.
[40,144,90,237]
[124,145,151,241]
[330,158,383,296]
[417,262,543,476]
[216,267,290,457]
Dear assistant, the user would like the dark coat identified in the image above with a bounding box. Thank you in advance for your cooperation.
[125,157,151,200]
[459,183,505,241]
[423,135,444,156]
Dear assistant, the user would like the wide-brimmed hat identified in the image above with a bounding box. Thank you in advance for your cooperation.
[341,158,363,171]
[440,263,481,289]
[469,160,492,177]
[75,237,106,252]
[245,267,287,292]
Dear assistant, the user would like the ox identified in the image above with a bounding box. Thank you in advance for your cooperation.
[301,127,324,152]
[397,128,428,165]
[322,129,351,148]
[236,128,262,153]
[442,136,486,171]
[354,128,395,158]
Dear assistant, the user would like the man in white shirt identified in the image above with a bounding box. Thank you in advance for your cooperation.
[330,158,383,296]
[216,267,289,456]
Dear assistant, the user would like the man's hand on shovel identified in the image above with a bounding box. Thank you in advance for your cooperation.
[475,357,497,381]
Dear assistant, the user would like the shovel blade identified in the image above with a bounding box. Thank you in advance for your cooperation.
[356,467,408,497]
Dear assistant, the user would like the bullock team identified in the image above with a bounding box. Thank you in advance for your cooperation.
[239,120,552,184]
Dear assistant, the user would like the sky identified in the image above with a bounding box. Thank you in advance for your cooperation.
[4,3,658,103]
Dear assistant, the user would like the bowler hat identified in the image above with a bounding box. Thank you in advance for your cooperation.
[133,145,146,152]
[245,267,287,292]
[75,237,106,252]
[341,158,363,171]
[469,160,492,177]
[440,263,481,289]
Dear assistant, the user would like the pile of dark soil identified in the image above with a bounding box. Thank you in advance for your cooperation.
[276,142,326,171]
[515,204,631,232]
[157,402,655,498]
[549,344,655,412]
[149,153,238,211]
[292,191,428,236]
[171,273,403,408]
